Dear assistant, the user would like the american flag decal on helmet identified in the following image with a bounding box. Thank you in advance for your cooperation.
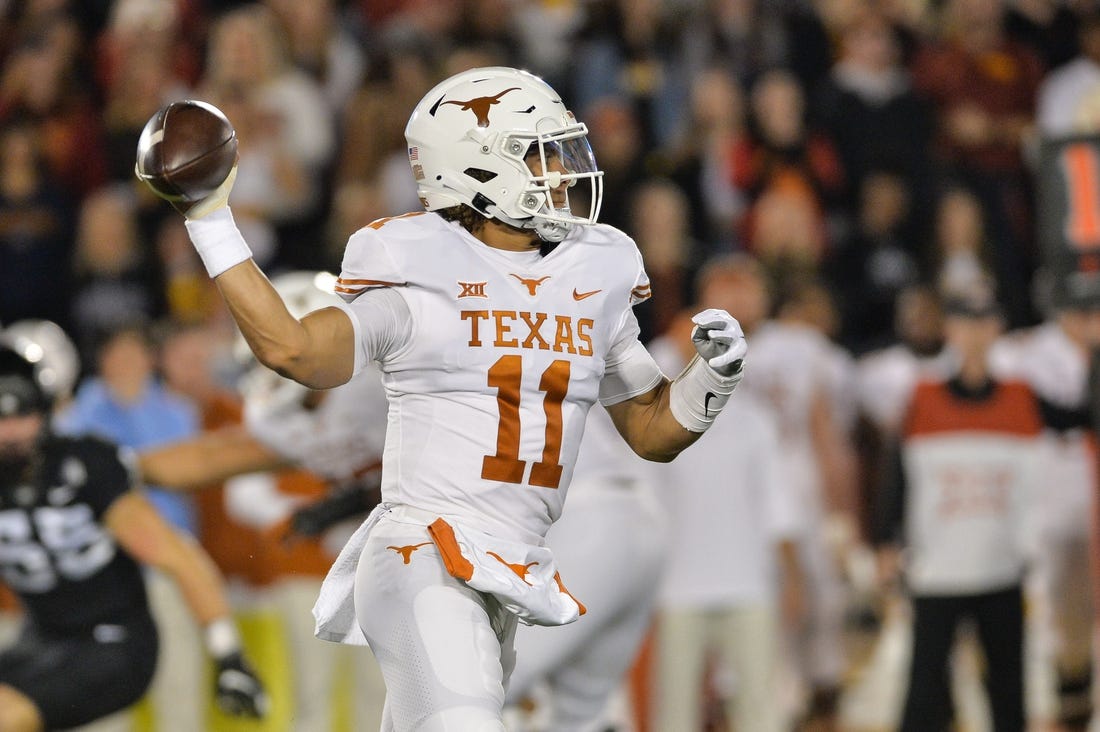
[408,147,419,161]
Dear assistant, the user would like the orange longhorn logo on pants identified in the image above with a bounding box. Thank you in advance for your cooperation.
[387,542,432,564]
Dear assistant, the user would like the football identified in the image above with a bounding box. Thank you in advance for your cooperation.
[135,100,238,212]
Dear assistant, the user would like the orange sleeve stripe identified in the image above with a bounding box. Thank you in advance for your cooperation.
[335,277,405,286]
[905,380,1043,438]
[427,518,474,581]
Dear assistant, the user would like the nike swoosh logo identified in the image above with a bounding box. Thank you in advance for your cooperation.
[573,288,602,301]
[704,392,716,419]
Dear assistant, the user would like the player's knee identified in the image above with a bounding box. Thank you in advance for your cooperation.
[418,706,506,731]
[0,685,44,732]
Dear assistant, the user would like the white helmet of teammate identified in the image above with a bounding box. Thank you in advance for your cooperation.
[237,271,342,409]
[405,66,603,243]
[2,320,80,403]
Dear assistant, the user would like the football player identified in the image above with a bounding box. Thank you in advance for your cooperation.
[140,271,390,732]
[989,298,1100,727]
[647,256,804,732]
[737,274,853,726]
[0,319,81,646]
[0,341,267,732]
[140,66,748,730]
[142,274,667,732]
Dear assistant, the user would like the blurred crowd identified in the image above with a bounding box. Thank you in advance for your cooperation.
[2,0,1096,353]
[4,0,1100,730]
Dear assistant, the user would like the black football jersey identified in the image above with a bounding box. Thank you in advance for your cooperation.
[0,434,149,632]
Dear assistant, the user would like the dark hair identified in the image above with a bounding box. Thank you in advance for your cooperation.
[438,204,489,235]
[91,318,154,361]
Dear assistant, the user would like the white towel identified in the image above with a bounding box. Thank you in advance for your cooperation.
[312,504,386,645]
[427,517,585,627]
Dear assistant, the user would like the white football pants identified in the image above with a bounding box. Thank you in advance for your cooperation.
[354,510,518,732]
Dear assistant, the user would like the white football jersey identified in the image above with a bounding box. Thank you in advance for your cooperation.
[989,321,1096,538]
[824,342,859,435]
[336,212,656,545]
[855,344,954,433]
[738,321,833,530]
[740,321,831,447]
[243,364,390,484]
[989,321,1089,409]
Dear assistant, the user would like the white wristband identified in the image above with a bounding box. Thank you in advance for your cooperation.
[669,354,742,433]
[184,206,252,278]
[204,616,242,659]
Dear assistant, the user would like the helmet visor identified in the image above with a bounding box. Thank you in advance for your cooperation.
[517,127,603,226]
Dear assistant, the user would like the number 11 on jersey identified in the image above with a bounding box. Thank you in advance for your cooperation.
[482,355,570,489]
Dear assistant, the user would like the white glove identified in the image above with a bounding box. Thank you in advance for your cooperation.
[690,308,747,377]
[186,164,237,220]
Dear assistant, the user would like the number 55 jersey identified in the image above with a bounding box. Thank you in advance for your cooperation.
[334,212,658,546]
[0,435,147,632]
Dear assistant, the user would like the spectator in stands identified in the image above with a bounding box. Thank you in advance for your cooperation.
[1005,0,1082,70]
[734,68,844,273]
[0,12,107,198]
[581,95,649,232]
[570,0,686,149]
[0,119,74,328]
[264,0,367,113]
[912,0,1045,327]
[934,185,994,299]
[661,65,748,252]
[678,0,832,96]
[629,178,697,341]
[95,0,196,184]
[813,8,934,215]
[827,170,921,353]
[199,4,336,268]
[510,0,586,91]
[325,179,390,271]
[155,217,225,326]
[1036,9,1100,137]
[69,186,165,360]
[337,38,437,212]
[450,0,522,69]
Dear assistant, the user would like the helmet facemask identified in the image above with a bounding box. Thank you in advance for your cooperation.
[496,126,603,242]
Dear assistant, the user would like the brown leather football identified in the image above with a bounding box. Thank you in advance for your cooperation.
[135,100,237,213]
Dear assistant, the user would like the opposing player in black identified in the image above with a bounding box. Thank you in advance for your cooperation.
[0,343,267,732]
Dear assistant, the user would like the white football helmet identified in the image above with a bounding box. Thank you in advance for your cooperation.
[2,320,80,403]
[236,271,342,408]
[405,66,603,242]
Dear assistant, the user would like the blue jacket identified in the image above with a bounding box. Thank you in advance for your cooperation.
[57,378,200,535]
